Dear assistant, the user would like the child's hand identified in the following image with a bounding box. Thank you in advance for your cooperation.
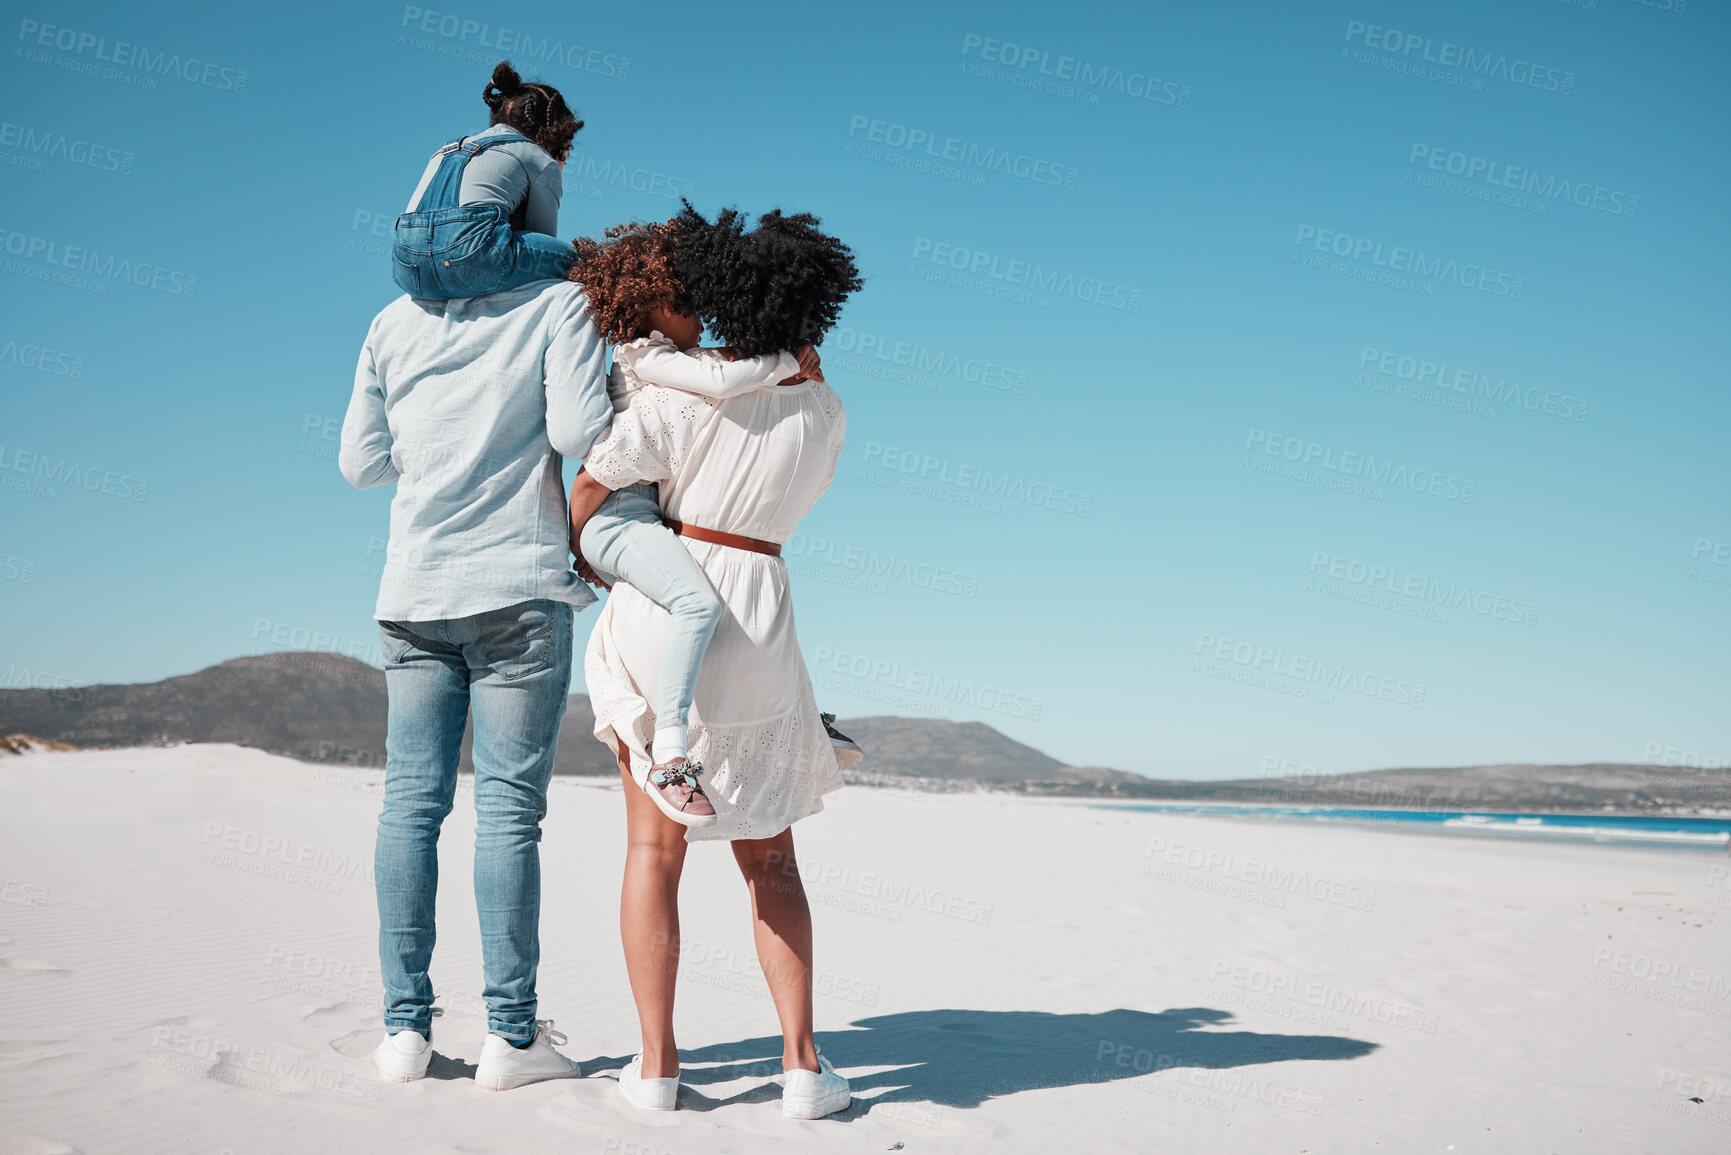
[795,344,825,384]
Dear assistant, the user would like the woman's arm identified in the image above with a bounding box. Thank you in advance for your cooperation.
[619,340,800,401]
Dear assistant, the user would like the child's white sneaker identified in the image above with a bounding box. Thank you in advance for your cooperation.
[372,1028,432,1083]
[618,1054,680,1110]
[781,1051,851,1119]
[474,1020,580,1091]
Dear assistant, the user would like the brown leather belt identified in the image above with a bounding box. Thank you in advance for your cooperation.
[664,519,782,557]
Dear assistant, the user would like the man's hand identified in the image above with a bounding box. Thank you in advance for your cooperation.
[568,469,615,589]
[574,552,610,591]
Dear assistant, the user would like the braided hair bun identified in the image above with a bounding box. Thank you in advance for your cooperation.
[480,60,584,162]
[482,61,524,112]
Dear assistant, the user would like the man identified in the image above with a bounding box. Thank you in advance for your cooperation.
[339,276,611,1090]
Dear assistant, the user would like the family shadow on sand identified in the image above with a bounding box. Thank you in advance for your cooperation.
[585,1006,1377,1114]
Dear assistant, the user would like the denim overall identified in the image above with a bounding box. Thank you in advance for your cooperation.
[391,133,575,300]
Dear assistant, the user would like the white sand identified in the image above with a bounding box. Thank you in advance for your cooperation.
[1,744,1728,1154]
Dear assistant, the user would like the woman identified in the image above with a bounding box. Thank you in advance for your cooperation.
[568,206,862,1119]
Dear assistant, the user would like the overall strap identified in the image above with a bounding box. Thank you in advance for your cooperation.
[412,132,539,212]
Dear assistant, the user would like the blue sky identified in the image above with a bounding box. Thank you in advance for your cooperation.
[2,0,1727,778]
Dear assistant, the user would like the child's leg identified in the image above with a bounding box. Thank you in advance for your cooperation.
[580,487,723,767]
[489,231,575,293]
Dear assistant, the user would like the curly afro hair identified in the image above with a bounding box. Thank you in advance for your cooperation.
[671,201,862,358]
[483,61,583,162]
[567,221,691,346]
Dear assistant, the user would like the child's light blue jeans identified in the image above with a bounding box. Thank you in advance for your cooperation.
[578,484,723,736]
[374,599,573,1044]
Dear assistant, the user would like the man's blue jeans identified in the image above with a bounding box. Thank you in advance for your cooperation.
[374,599,573,1043]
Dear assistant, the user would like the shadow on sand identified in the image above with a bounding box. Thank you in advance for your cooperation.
[642,1006,1376,1114]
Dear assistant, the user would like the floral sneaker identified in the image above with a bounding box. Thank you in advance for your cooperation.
[643,757,718,827]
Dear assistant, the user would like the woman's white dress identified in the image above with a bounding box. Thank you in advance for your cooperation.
[581,358,846,841]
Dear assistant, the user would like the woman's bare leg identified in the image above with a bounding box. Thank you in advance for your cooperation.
[732,829,820,1072]
[617,740,688,1079]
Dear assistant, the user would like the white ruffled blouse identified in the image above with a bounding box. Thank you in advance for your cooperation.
[581,357,846,840]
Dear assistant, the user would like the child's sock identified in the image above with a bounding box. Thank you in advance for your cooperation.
[653,725,688,764]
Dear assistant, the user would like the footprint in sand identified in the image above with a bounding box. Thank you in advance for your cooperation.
[0,1039,79,1072]
[0,958,66,974]
[300,1001,375,1032]
[328,1027,383,1061]
[0,1135,81,1155]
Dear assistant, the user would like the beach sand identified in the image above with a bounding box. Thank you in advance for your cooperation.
[1,744,1727,1154]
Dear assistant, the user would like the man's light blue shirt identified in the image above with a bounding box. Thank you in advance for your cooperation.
[339,279,612,621]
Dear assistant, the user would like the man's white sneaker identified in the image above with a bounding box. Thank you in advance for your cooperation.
[474,1020,580,1091]
[618,1054,680,1111]
[372,1029,432,1083]
[781,1052,851,1119]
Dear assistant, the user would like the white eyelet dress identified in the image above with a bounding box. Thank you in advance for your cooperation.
[580,360,846,841]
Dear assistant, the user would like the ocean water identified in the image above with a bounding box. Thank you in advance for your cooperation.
[1105,804,1731,850]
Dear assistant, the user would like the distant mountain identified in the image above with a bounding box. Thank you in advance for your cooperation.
[3,654,1726,812]
[1124,762,1731,814]
[833,716,1151,791]
[0,653,615,776]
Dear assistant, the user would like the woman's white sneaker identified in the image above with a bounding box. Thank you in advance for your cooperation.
[474,1020,580,1091]
[372,1029,432,1083]
[781,1052,851,1119]
[619,1054,680,1110]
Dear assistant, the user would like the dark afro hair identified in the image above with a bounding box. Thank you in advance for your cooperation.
[567,221,691,346]
[671,200,862,358]
[483,61,583,162]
